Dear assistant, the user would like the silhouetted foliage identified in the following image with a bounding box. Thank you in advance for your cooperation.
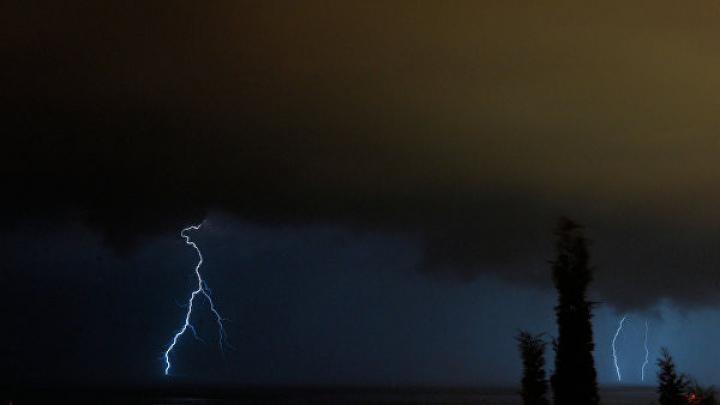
[656,347,689,405]
[688,379,718,405]
[516,330,550,405]
[549,218,599,405]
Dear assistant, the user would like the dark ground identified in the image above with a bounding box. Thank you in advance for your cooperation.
[2,384,655,404]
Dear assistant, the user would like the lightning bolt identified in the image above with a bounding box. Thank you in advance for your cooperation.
[612,314,627,381]
[641,318,650,381]
[163,222,229,375]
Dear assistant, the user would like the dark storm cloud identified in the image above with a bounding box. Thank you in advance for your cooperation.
[4,1,720,310]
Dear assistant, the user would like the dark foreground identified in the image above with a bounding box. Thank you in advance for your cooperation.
[3,385,656,405]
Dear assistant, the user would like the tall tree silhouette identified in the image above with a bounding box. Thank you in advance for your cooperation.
[550,218,599,405]
[517,330,550,405]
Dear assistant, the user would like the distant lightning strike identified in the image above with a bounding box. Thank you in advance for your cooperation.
[164,222,228,375]
[612,314,627,381]
[641,318,650,381]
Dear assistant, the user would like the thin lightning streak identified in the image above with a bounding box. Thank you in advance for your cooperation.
[163,222,228,375]
[642,318,650,381]
[612,314,627,381]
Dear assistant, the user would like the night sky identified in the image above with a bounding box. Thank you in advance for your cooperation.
[4,0,720,388]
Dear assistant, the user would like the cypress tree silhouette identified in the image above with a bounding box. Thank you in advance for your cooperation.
[517,330,550,405]
[550,218,599,405]
[656,347,689,405]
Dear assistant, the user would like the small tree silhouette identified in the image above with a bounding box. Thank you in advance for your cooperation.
[657,347,689,405]
[516,330,550,405]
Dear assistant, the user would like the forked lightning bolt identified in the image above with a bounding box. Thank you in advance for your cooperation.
[164,222,229,375]
[641,318,650,381]
[612,314,627,381]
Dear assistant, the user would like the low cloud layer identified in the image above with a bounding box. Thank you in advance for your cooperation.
[4,1,720,311]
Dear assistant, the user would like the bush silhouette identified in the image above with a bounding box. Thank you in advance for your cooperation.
[516,330,550,405]
[688,380,718,405]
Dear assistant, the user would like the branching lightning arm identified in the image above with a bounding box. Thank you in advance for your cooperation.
[163,222,228,375]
